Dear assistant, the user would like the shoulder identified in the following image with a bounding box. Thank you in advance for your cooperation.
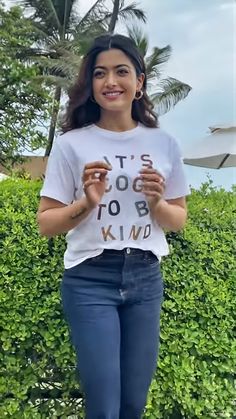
[53,125,95,158]
[56,125,93,146]
[139,124,178,147]
[139,124,171,138]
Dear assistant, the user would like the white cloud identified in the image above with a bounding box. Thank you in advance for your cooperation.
[143,0,234,116]
[145,0,234,86]
[143,0,235,189]
[3,0,235,188]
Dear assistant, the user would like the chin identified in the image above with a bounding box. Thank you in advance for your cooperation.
[100,101,129,112]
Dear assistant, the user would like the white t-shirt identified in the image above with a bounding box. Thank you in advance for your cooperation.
[40,123,190,268]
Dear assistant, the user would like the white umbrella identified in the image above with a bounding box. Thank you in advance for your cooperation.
[183,125,236,169]
[0,173,9,181]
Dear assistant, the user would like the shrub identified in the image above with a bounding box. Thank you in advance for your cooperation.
[146,182,236,418]
[0,179,235,418]
[0,179,81,418]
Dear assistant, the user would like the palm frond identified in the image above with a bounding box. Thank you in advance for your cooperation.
[72,24,107,55]
[146,46,172,80]
[43,0,61,30]
[18,0,80,36]
[15,47,58,61]
[19,0,61,31]
[150,77,192,115]
[100,3,146,34]
[35,74,72,90]
[77,0,107,31]
[12,26,80,63]
[57,0,80,32]
[17,0,42,16]
[126,25,148,57]
[33,49,82,77]
[118,3,147,23]
[27,21,53,41]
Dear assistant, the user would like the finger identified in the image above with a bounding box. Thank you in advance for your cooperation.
[140,167,156,174]
[99,172,108,182]
[142,181,165,192]
[143,176,165,187]
[143,191,162,198]
[82,170,108,184]
[140,173,163,182]
[83,178,100,191]
[140,167,165,179]
[83,168,108,179]
[84,161,112,170]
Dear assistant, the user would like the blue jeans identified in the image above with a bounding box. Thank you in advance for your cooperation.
[61,248,164,419]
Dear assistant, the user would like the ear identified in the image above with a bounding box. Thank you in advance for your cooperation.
[136,73,145,91]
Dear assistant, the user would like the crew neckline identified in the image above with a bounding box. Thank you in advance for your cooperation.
[91,122,141,139]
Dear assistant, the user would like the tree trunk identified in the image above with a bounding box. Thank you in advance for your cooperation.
[108,0,120,33]
[44,86,61,156]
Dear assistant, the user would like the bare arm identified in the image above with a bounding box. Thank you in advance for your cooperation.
[150,197,187,232]
[37,160,112,238]
[140,167,188,232]
[37,196,93,238]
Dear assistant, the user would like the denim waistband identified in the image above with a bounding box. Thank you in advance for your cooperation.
[101,248,154,257]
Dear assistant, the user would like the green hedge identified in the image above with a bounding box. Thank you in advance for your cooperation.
[0,179,235,418]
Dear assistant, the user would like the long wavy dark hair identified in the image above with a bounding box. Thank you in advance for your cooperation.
[61,34,158,133]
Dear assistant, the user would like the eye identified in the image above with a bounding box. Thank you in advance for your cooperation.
[93,70,105,79]
[117,68,129,76]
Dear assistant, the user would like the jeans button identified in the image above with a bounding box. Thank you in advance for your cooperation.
[126,247,131,254]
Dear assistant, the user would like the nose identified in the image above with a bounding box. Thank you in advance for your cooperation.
[105,71,117,87]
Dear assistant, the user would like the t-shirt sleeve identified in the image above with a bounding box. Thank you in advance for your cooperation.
[40,138,75,205]
[163,137,190,200]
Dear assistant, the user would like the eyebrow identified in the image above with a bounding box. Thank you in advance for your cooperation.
[93,64,131,71]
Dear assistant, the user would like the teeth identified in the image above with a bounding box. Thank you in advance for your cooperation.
[105,92,122,96]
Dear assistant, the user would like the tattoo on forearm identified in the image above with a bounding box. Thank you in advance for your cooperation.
[71,207,87,220]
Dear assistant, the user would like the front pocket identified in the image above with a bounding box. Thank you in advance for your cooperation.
[144,252,159,266]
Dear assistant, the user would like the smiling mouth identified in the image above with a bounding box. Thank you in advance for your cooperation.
[103,91,124,97]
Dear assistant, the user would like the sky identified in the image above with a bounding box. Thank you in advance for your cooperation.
[4,0,236,190]
[75,0,236,190]
[142,0,235,190]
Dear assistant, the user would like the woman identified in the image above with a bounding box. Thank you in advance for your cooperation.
[38,34,190,419]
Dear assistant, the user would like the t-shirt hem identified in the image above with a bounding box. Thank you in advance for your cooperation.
[40,190,71,205]
[64,246,169,269]
[164,189,191,200]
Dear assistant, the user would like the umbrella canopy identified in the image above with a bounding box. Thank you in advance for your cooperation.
[183,125,236,169]
[0,173,9,181]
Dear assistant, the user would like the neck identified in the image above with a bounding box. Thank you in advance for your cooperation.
[97,111,137,132]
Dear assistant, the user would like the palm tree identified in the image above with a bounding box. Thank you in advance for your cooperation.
[108,0,146,33]
[127,26,191,115]
[17,0,104,155]
[17,0,147,155]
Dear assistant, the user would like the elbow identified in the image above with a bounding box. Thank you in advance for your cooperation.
[170,210,188,232]
[172,224,185,233]
[37,213,53,238]
[174,212,188,232]
[38,228,53,239]
[170,224,186,233]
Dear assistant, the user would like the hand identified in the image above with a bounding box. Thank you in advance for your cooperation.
[82,161,112,208]
[139,166,165,208]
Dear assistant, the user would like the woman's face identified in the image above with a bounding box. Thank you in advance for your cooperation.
[92,48,144,114]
